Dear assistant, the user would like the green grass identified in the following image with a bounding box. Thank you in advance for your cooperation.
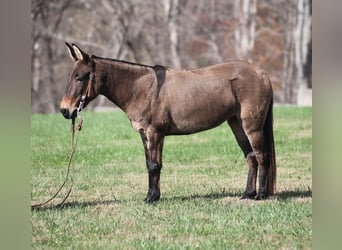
[31,107,312,249]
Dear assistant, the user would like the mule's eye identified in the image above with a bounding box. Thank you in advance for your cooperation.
[75,72,90,82]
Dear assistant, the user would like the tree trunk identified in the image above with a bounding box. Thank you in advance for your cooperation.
[282,0,311,104]
[234,0,257,62]
[162,0,181,68]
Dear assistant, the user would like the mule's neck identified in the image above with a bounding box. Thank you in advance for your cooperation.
[93,57,155,111]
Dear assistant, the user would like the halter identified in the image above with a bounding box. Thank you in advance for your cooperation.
[77,71,95,115]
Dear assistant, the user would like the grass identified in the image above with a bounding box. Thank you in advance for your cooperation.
[31,106,312,249]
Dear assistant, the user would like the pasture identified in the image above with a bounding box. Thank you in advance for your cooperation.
[31,106,312,249]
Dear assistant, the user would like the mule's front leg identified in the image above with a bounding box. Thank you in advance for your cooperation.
[146,160,162,203]
[140,129,164,203]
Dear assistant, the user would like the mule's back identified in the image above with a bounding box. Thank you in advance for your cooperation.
[154,61,271,135]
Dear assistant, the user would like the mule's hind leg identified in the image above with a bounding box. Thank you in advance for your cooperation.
[228,116,258,199]
[242,124,269,199]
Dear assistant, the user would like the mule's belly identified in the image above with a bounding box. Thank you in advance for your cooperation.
[166,92,236,135]
[166,112,229,135]
[155,67,238,135]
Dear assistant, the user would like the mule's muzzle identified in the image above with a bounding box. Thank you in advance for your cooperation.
[60,108,77,120]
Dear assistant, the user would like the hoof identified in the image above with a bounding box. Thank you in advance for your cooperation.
[144,191,160,203]
[240,191,256,200]
[144,195,160,203]
[255,194,268,200]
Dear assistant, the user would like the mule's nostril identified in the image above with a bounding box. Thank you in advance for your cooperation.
[60,108,69,119]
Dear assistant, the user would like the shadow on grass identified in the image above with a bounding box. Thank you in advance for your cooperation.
[161,187,312,203]
[32,188,312,211]
[31,199,120,211]
[276,187,312,201]
[162,190,244,202]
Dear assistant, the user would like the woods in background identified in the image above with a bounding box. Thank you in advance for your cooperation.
[31,0,311,113]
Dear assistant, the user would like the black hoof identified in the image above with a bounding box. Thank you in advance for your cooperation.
[240,191,256,200]
[144,196,160,203]
[255,194,268,200]
[144,191,160,203]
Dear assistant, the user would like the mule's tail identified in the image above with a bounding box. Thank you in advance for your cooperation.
[264,97,276,196]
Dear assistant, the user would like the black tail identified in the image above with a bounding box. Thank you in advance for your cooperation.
[264,97,276,195]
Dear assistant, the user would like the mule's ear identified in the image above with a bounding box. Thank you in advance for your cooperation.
[65,42,78,62]
[72,43,91,64]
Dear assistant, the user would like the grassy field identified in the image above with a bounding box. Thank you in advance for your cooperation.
[31,106,312,249]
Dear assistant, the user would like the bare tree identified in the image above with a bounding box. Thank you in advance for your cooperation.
[162,0,181,68]
[31,0,312,113]
[282,0,312,104]
[31,0,72,113]
[234,0,257,61]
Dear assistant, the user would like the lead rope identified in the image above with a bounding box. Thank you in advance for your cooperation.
[31,72,93,209]
[31,105,85,209]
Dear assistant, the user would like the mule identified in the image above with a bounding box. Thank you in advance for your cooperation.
[60,43,276,203]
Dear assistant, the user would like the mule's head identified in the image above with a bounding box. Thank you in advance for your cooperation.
[60,43,98,119]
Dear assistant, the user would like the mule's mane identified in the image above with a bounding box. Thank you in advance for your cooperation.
[90,55,156,69]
